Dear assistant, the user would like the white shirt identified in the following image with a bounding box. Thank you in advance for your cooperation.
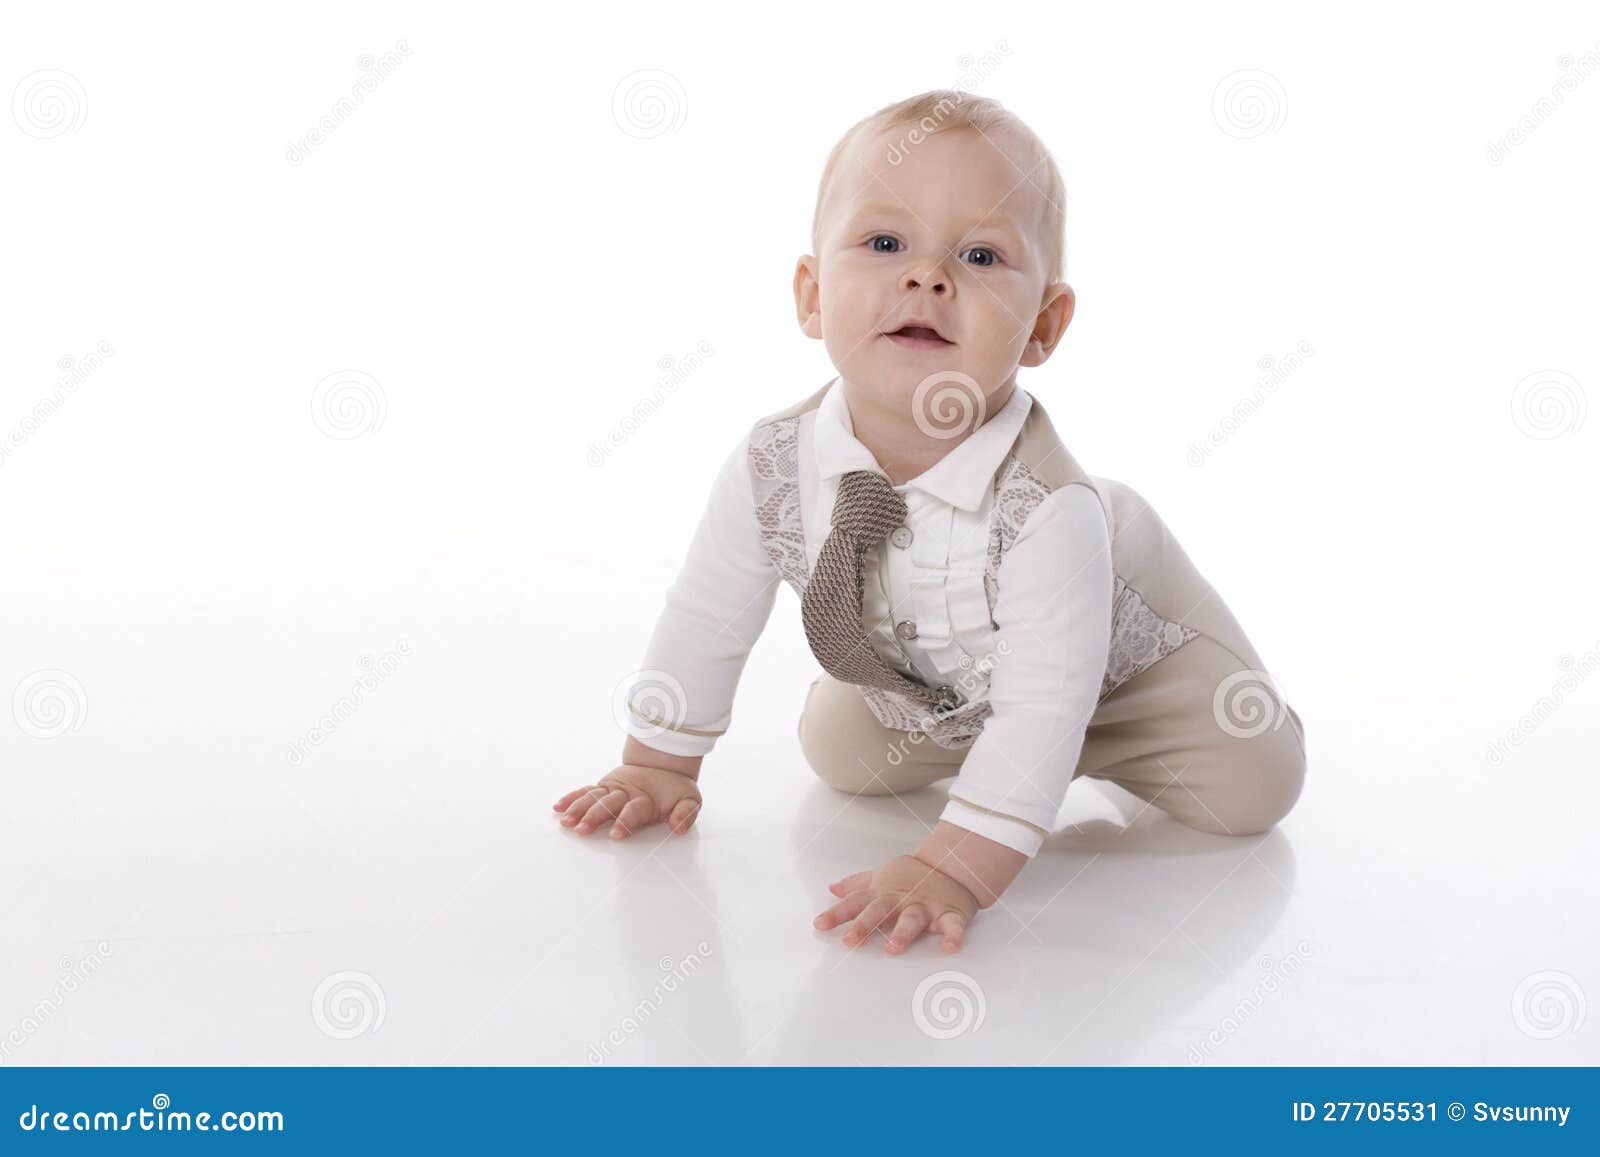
[630,378,1115,857]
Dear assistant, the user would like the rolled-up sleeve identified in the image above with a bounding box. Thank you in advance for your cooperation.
[938,483,1114,856]
[626,431,783,757]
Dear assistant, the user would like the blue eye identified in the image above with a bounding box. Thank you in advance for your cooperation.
[963,247,999,267]
[868,234,901,253]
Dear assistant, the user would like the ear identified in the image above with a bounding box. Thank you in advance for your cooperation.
[793,255,823,340]
[1019,283,1075,367]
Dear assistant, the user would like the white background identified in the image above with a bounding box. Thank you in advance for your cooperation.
[2,0,1596,1065]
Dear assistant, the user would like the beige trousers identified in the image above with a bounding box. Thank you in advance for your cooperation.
[797,632,1307,840]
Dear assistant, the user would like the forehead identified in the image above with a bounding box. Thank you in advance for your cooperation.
[825,123,1045,238]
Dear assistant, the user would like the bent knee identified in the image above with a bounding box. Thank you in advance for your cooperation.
[1180,730,1306,837]
[798,702,891,795]
[809,753,899,796]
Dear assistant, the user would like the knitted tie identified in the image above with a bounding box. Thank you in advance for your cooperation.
[800,470,961,713]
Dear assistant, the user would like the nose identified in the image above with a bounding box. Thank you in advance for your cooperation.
[900,260,951,296]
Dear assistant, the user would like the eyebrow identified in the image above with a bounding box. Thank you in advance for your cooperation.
[844,201,1027,249]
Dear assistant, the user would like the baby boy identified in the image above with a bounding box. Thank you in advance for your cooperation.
[553,91,1306,956]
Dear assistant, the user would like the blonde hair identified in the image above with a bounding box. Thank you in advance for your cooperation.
[810,90,1067,284]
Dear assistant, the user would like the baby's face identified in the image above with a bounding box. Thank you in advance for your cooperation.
[796,124,1071,418]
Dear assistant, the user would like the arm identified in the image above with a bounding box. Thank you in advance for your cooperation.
[913,820,1028,907]
[622,429,782,763]
[557,430,781,838]
[812,484,1116,951]
[925,483,1115,898]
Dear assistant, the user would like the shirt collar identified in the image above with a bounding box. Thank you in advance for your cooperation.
[812,376,1034,512]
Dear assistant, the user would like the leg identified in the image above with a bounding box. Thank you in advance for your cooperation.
[1074,634,1306,836]
[797,673,968,797]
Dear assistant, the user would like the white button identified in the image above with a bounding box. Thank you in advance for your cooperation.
[895,619,918,640]
[889,526,913,549]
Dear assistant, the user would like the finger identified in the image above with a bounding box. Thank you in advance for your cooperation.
[667,798,700,834]
[575,789,629,833]
[934,912,968,954]
[884,904,931,954]
[829,870,872,896]
[553,786,598,812]
[559,787,607,826]
[609,795,657,839]
[844,896,898,947]
[812,889,873,931]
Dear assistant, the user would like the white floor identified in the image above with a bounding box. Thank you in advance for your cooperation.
[3,561,1595,1068]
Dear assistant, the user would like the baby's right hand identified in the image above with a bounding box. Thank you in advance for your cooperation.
[552,764,702,840]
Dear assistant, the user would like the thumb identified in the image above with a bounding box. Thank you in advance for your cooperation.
[667,798,700,834]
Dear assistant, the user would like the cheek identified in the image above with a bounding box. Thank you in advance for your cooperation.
[969,288,1033,351]
[820,281,876,337]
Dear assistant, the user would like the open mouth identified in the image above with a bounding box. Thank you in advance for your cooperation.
[883,324,954,350]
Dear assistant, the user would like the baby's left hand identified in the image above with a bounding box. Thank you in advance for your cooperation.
[812,855,979,955]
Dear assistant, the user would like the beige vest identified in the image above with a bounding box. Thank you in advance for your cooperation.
[747,380,1266,745]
